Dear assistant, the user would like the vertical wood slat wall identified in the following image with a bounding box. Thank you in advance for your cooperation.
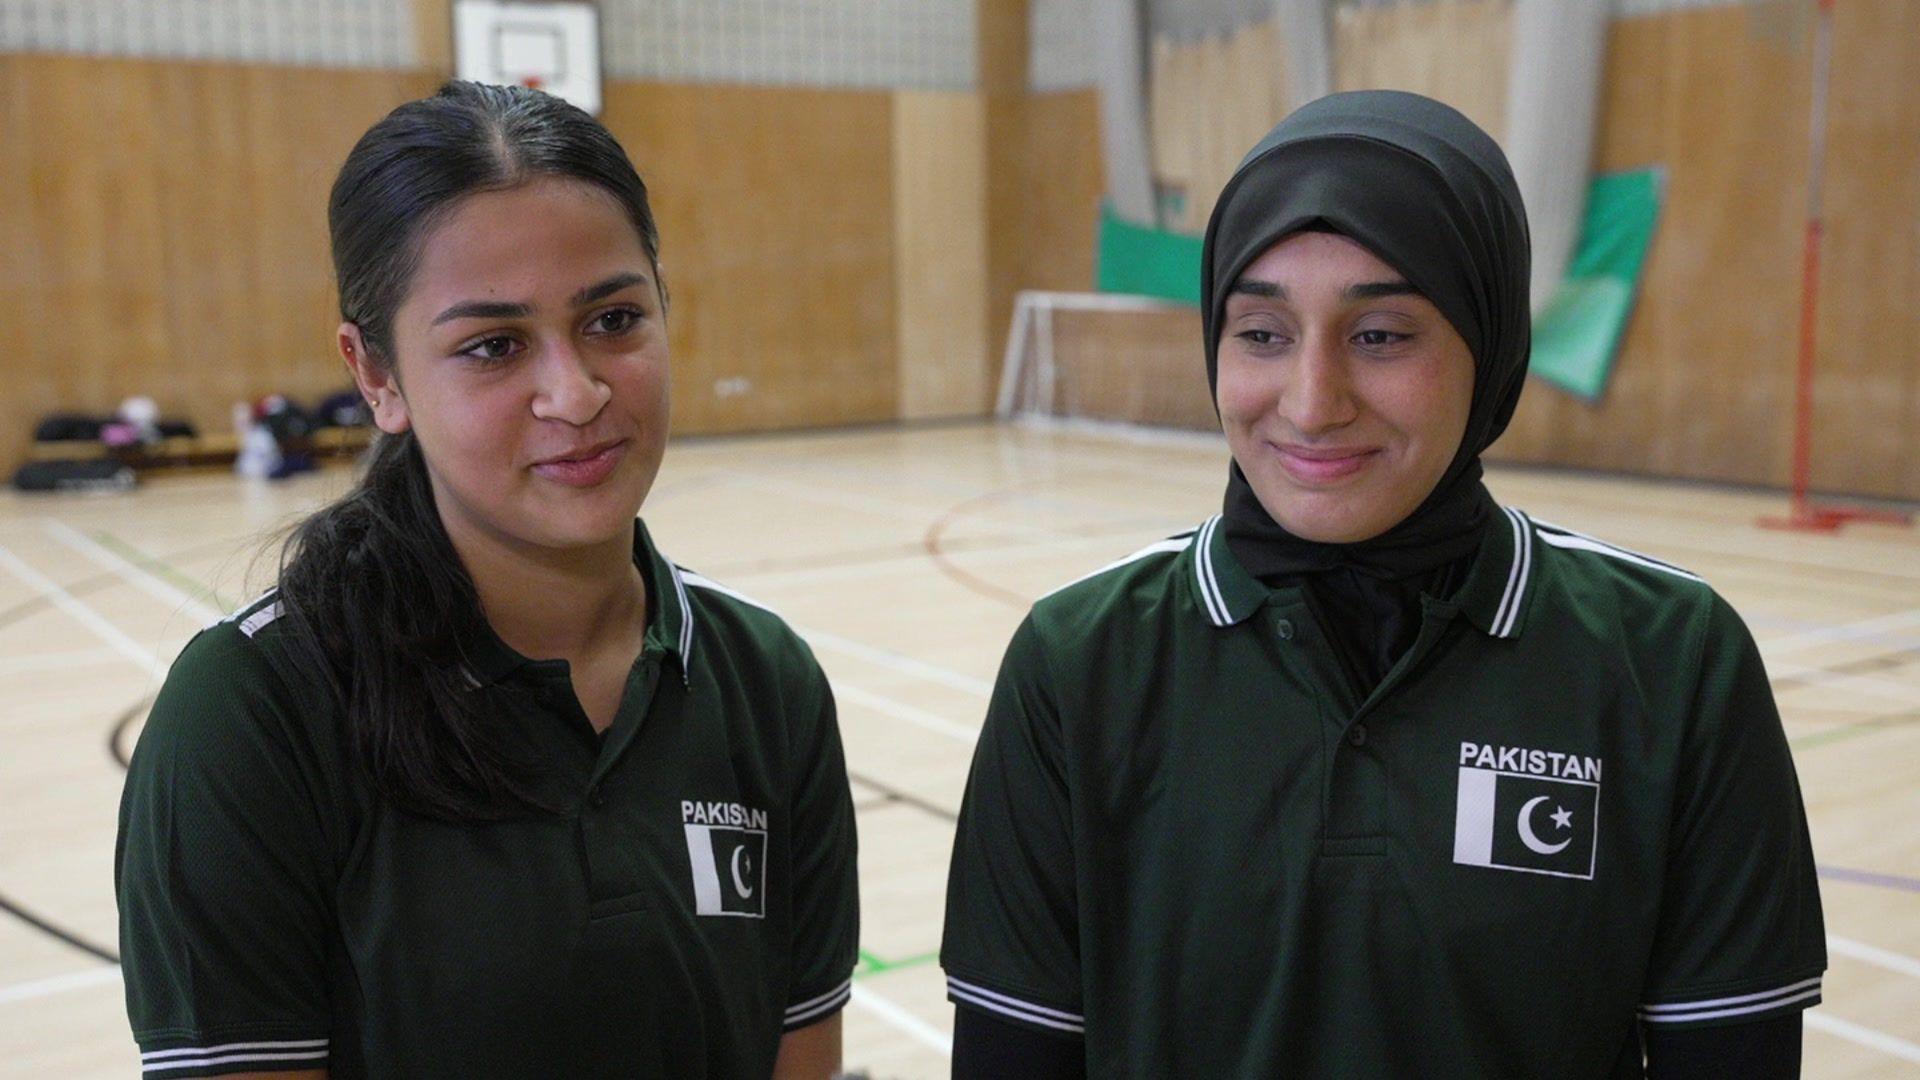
[0,53,991,466]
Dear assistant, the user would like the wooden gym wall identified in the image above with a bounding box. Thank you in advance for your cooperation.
[1016,0,1920,501]
[0,53,994,468]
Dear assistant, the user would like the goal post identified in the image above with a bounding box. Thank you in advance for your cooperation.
[995,291,1212,429]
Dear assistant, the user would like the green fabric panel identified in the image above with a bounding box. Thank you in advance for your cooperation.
[1530,168,1664,400]
[1095,202,1203,305]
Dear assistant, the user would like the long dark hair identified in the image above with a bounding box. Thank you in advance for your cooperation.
[278,81,662,820]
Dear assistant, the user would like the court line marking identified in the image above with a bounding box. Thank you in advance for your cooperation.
[849,984,952,1057]
[1829,935,1920,982]
[42,520,223,625]
[1767,659,1920,709]
[1805,1012,1920,1065]
[0,646,125,677]
[1818,865,1920,894]
[798,626,993,698]
[1759,607,1920,656]
[0,541,167,681]
[0,965,121,1006]
[833,683,979,744]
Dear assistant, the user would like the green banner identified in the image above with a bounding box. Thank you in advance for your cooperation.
[1529,168,1664,400]
[1095,202,1203,305]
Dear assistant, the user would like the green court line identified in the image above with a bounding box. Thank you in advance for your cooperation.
[854,947,939,980]
[92,530,231,613]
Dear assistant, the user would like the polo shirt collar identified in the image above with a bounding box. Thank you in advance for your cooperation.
[460,518,698,688]
[1186,505,1539,639]
[1447,503,1537,639]
[1187,515,1267,627]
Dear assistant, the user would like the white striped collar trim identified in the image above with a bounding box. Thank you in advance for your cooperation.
[946,975,1086,1034]
[665,561,696,685]
[1531,519,1705,584]
[1489,506,1534,639]
[1192,515,1233,627]
[141,1038,327,1073]
[1638,975,1822,1024]
[784,978,853,1028]
[1039,534,1193,602]
[237,600,285,639]
[214,588,279,632]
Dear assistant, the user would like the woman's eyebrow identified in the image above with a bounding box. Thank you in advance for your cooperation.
[428,272,653,326]
[570,271,652,307]
[1230,279,1285,299]
[432,299,530,325]
[1345,280,1418,300]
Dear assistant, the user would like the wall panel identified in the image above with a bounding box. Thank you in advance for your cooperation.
[894,91,991,419]
[1816,0,1920,499]
[1,58,905,465]
[1491,3,1812,489]
[602,81,898,436]
[0,54,434,467]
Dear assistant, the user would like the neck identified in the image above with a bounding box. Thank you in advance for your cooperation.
[446,514,648,663]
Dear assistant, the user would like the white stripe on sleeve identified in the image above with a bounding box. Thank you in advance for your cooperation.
[784,978,853,1027]
[946,976,1085,1034]
[1638,976,1823,1024]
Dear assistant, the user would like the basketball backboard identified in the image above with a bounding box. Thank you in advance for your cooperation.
[453,0,602,115]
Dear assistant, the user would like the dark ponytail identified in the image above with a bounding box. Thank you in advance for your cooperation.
[278,82,662,820]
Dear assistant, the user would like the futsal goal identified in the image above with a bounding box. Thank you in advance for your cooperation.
[994,291,1215,431]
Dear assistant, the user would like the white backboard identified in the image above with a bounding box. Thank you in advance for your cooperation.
[453,0,602,116]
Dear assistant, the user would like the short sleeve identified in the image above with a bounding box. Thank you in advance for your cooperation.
[1638,594,1827,1029]
[941,616,1085,1038]
[115,626,335,1075]
[780,649,859,1032]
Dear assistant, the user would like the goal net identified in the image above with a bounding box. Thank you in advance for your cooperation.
[995,291,1216,431]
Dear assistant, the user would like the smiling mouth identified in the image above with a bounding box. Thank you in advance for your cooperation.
[1268,442,1379,484]
[531,439,629,487]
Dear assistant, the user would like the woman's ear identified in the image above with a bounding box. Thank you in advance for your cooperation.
[339,323,411,435]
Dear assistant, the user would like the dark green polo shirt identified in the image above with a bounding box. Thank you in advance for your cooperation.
[117,521,858,1079]
[942,506,1825,1078]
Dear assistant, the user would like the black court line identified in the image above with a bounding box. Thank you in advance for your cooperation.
[1772,643,1920,692]
[0,542,235,968]
[0,894,118,964]
[848,770,957,823]
[109,695,153,770]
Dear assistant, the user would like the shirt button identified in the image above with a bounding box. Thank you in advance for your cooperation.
[1275,618,1295,640]
[588,786,606,808]
[1347,724,1369,747]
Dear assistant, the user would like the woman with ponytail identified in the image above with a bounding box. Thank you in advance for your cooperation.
[117,82,857,1080]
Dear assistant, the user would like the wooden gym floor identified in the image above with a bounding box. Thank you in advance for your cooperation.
[1,420,1916,1078]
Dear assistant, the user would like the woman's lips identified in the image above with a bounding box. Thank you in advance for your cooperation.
[531,439,628,487]
[1270,442,1378,485]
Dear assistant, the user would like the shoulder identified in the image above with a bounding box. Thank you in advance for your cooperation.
[1524,515,1715,612]
[1027,524,1202,643]
[160,589,298,706]
[675,565,824,682]
[137,589,325,769]
[1517,513,1742,663]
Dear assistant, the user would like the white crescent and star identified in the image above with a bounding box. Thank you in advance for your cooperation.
[730,845,755,898]
[1517,796,1572,855]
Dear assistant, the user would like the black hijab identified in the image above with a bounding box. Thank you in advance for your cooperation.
[1200,90,1532,686]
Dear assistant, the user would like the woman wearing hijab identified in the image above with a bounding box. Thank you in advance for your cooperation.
[941,91,1824,1078]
